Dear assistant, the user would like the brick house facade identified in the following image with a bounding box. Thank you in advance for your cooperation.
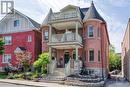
[122,19,130,81]
[41,2,109,78]
[0,9,41,71]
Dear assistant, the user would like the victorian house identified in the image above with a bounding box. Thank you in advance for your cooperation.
[0,9,41,71]
[41,2,109,79]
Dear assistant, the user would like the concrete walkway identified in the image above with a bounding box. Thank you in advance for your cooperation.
[107,81,130,87]
[0,79,77,87]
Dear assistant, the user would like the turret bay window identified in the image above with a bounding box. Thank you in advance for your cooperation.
[88,25,94,37]
[44,30,49,40]
[89,49,94,62]
[4,36,12,45]
[97,28,100,37]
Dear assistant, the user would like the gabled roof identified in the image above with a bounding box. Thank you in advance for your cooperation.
[42,8,53,26]
[0,9,40,28]
[83,1,105,22]
[14,47,26,53]
[60,5,78,12]
[80,8,89,16]
[80,7,89,19]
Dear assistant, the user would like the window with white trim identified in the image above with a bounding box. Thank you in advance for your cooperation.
[98,50,101,62]
[2,54,11,63]
[89,49,94,62]
[44,30,49,40]
[27,35,32,42]
[4,36,12,45]
[97,28,100,37]
[88,25,94,37]
[14,20,20,27]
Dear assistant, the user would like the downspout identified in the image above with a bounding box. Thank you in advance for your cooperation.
[82,22,86,69]
[101,22,104,80]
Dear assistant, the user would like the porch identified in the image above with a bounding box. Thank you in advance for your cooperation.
[48,45,83,78]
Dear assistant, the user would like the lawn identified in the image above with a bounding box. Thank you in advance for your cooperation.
[0,73,8,79]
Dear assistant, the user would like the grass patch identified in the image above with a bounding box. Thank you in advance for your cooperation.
[0,73,8,79]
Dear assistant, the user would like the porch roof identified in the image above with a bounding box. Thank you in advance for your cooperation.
[48,42,83,49]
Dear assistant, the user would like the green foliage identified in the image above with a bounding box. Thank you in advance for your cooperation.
[0,73,7,79]
[33,53,49,74]
[109,45,121,71]
[0,40,4,55]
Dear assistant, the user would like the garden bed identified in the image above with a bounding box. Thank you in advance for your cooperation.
[0,72,8,79]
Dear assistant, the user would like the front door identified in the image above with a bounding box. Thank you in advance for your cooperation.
[64,52,70,64]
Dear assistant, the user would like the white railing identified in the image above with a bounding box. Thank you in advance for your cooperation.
[65,59,71,76]
[49,59,57,74]
[50,11,78,21]
[51,32,82,43]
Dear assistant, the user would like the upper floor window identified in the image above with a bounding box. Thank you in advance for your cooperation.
[27,35,32,42]
[98,50,101,62]
[44,30,49,40]
[97,28,100,37]
[4,36,12,45]
[88,25,94,37]
[89,49,94,62]
[2,54,11,63]
[14,20,20,27]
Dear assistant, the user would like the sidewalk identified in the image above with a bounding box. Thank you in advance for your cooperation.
[0,79,77,87]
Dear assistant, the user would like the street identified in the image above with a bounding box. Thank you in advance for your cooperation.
[0,82,31,87]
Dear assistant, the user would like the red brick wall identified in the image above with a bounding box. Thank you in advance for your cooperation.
[83,20,109,69]
[0,30,41,68]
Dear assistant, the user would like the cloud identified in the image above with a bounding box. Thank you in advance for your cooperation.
[0,0,127,53]
[108,0,130,7]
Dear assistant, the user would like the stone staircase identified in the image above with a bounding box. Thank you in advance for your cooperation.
[47,68,66,80]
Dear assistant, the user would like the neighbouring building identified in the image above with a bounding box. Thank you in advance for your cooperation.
[41,2,110,79]
[122,19,130,81]
[0,9,41,71]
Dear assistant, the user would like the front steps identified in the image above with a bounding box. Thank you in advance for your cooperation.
[47,68,66,80]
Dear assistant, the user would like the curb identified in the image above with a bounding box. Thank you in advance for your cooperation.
[0,79,41,87]
[0,79,78,87]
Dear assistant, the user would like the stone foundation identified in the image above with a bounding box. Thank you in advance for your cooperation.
[85,68,108,78]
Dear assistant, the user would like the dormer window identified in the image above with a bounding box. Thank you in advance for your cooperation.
[88,25,94,37]
[14,20,20,27]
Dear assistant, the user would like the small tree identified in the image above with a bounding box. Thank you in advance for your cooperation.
[33,53,49,74]
[15,52,32,72]
[109,45,121,71]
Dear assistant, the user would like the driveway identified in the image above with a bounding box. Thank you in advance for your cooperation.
[106,81,130,87]
[105,77,130,87]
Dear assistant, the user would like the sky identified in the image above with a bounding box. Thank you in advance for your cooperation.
[0,0,130,53]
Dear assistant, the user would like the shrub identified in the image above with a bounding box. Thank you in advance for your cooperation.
[33,53,49,74]
[17,73,24,78]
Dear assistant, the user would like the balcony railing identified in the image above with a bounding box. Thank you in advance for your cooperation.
[51,32,82,43]
[49,11,78,22]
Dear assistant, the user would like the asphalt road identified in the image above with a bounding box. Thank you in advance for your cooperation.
[0,82,31,87]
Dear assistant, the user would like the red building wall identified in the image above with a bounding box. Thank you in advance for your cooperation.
[0,30,41,68]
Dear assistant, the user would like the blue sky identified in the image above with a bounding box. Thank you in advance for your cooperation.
[1,0,130,53]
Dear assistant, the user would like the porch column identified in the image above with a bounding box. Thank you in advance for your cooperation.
[75,46,78,60]
[74,46,80,74]
[49,47,52,61]
[75,22,78,41]
[49,24,52,42]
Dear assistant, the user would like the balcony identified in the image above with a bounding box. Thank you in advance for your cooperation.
[52,32,82,43]
[49,11,78,22]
